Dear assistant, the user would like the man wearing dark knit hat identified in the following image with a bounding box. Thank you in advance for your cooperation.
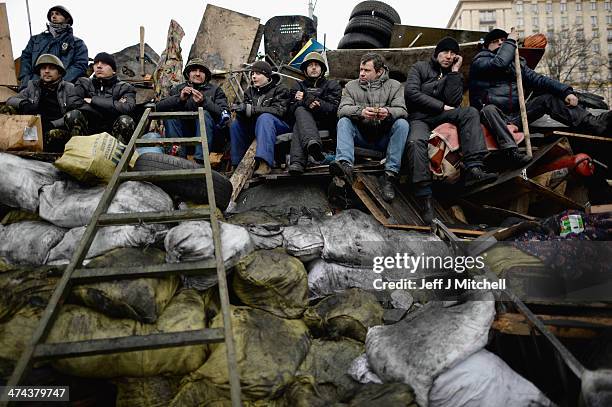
[66,52,136,142]
[18,5,88,90]
[286,52,341,175]
[470,28,611,138]
[405,37,497,223]
[230,60,291,175]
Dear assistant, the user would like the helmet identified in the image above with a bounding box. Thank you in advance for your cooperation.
[34,54,66,75]
[47,5,73,26]
[183,58,212,81]
[300,52,327,74]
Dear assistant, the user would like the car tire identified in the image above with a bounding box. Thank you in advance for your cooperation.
[350,1,401,25]
[344,15,394,43]
[337,32,385,49]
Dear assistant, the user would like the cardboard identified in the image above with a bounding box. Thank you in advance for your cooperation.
[0,114,43,152]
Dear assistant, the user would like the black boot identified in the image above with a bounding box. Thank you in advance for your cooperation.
[289,161,305,175]
[307,140,325,162]
[577,111,611,137]
[329,160,354,184]
[416,195,434,225]
[504,147,531,168]
[464,166,498,187]
[380,171,397,202]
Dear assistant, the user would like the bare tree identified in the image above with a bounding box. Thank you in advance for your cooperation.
[538,27,609,94]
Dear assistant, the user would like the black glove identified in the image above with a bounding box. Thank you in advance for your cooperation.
[20,100,37,114]
[232,103,246,115]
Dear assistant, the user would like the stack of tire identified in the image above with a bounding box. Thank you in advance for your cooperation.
[337,1,401,49]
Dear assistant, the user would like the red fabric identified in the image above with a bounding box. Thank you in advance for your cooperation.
[430,122,525,152]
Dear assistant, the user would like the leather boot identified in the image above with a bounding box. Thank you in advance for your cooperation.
[416,195,434,225]
[464,166,498,187]
[505,147,531,168]
[380,171,396,202]
[307,140,325,162]
[577,111,611,137]
[289,161,305,175]
[329,160,354,185]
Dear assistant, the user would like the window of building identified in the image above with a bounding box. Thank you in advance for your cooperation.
[547,16,554,26]
[532,2,539,13]
[606,15,612,24]
[577,29,585,41]
[516,2,524,13]
[545,2,553,12]
[608,43,612,53]
[590,0,597,10]
[593,43,600,52]
[517,17,524,26]
[576,1,583,11]
[560,2,567,11]
[561,16,568,26]
[608,29,612,40]
[592,16,598,26]
[605,1,611,11]
[593,27,600,37]
[479,10,496,23]
[576,15,583,25]
[533,16,539,26]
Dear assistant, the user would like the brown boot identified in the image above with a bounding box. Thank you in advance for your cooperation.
[254,161,271,176]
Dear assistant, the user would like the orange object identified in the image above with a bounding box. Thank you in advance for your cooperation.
[535,153,595,177]
[523,33,547,49]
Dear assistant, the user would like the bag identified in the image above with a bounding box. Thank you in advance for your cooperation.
[0,221,66,265]
[428,123,462,184]
[54,133,138,183]
[0,114,43,152]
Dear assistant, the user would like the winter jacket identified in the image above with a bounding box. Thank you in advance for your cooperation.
[75,75,136,122]
[404,57,464,120]
[469,39,572,113]
[242,73,290,120]
[7,79,82,129]
[338,68,407,134]
[155,81,229,120]
[18,27,88,90]
[287,76,342,125]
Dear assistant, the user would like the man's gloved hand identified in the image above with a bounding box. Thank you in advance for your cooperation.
[232,103,246,115]
[19,100,37,114]
[218,109,231,128]
[233,103,253,118]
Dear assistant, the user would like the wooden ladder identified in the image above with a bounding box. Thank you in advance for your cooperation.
[3,107,242,407]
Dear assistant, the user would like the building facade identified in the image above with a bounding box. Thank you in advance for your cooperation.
[447,0,612,104]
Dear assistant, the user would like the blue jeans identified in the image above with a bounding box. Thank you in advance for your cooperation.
[136,132,165,155]
[164,111,216,160]
[335,117,409,173]
[230,113,290,166]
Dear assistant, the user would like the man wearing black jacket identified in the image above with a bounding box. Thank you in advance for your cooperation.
[67,52,136,142]
[470,28,611,137]
[405,37,497,223]
[230,60,290,175]
[287,52,341,175]
[156,58,230,161]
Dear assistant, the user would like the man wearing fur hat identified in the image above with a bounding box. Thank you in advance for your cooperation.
[67,52,136,142]
[470,28,611,137]
[405,37,497,223]
[156,58,230,161]
[6,54,82,152]
[286,52,341,175]
[332,52,409,202]
[230,60,291,175]
[18,5,88,90]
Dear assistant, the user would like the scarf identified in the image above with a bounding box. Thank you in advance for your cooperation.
[47,22,69,38]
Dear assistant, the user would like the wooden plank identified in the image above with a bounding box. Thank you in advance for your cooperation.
[384,224,486,237]
[516,177,584,210]
[189,5,261,72]
[97,208,211,226]
[357,173,422,225]
[229,140,257,203]
[588,204,612,214]
[0,3,17,92]
[352,178,390,224]
[551,130,612,142]
[493,312,612,338]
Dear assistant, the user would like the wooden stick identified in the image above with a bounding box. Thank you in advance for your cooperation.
[514,41,532,157]
[384,224,486,237]
[229,140,257,203]
[139,26,145,77]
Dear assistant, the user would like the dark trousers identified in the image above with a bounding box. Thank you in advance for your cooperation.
[480,104,519,150]
[508,93,589,129]
[406,106,488,185]
[289,106,334,166]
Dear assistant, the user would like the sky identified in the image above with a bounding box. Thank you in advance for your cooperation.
[3,0,459,61]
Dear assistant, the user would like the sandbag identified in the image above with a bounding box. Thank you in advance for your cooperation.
[233,249,308,319]
[70,248,179,323]
[271,375,329,407]
[1,209,40,225]
[304,288,383,342]
[165,221,254,291]
[0,152,64,212]
[113,376,182,407]
[0,306,42,377]
[0,221,66,265]
[227,210,286,250]
[366,292,495,407]
[54,133,138,183]
[308,259,378,299]
[0,265,60,321]
[46,223,167,265]
[344,383,418,407]
[39,180,173,228]
[47,289,207,378]
[430,349,554,407]
[348,354,382,385]
[172,306,310,404]
[282,221,324,262]
[296,338,364,400]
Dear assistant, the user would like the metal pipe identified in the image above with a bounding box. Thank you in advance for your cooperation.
[25,0,32,37]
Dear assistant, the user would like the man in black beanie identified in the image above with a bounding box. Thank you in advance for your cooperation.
[67,52,136,142]
[230,60,291,175]
[470,28,611,138]
[17,5,88,90]
[405,36,497,223]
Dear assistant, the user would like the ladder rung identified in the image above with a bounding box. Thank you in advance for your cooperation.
[97,208,210,226]
[149,111,199,118]
[120,169,207,182]
[135,137,204,145]
[34,329,225,360]
[72,259,219,283]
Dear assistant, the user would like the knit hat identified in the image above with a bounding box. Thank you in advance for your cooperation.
[93,52,117,72]
[483,28,509,47]
[47,5,73,26]
[434,37,460,57]
[250,61,273,78]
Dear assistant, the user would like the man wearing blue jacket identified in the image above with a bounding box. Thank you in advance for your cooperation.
[470,28,610,137]
[18,6,88,91]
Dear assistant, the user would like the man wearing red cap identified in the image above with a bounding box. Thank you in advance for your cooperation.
[18,5,88,91]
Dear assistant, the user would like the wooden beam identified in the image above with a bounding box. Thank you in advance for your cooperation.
[384,224,486,237]
[493,312,612,338]
[229,140,257,203]
[551,130,612,142]
[588,204,612,215]
[0,3,18,102]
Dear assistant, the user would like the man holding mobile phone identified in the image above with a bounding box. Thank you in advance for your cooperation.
[405,37,497,223]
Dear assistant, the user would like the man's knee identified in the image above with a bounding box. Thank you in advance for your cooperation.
[64,110,87,128]
[337,117,354,133]
[392,118,410,134]
[481,104,498,116]
[112,115,135,142]
[457,106,480,120]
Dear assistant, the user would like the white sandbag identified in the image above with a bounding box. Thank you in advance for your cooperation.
[430,349,554,407]
[164,221,254,290]
[0,152,64,212]
[39,180,173,228]
[366,292,495,407]
[308,259,378,299]
[0,221,66,265]
[46,224,167,265]
[282,222,324,261]
[247,225,284,250]
[348,354,383,385]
